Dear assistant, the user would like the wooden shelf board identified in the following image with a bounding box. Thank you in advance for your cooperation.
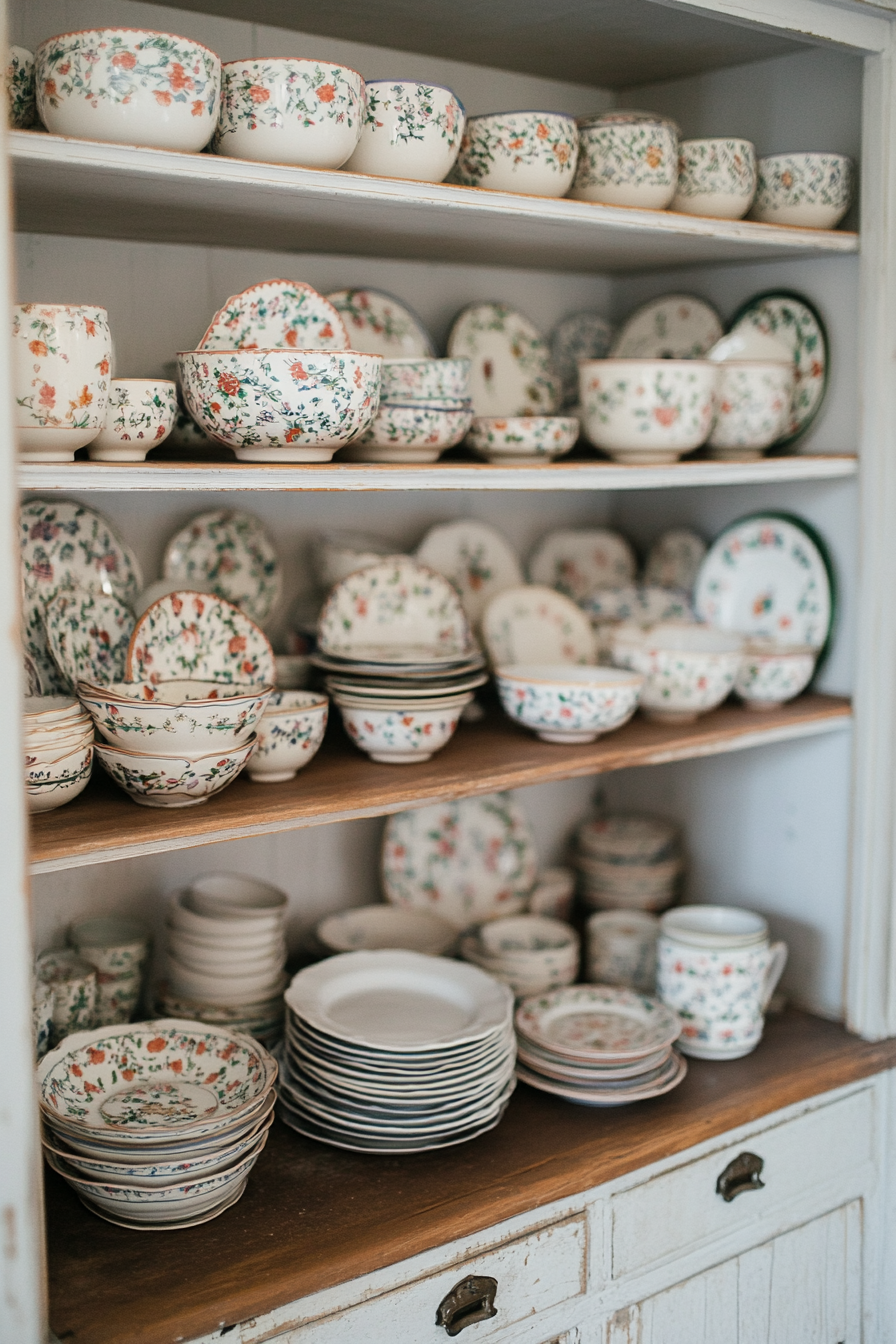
[18,453,859,494]
[11,132,858,274]
[30,695,851,875]
[45,1007,896,1344]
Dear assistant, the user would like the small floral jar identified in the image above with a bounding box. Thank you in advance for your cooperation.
[13,303,112,462]
[707,361,794,459]
[751,152,854,229]
[215,57,364,168]
[569,110,679,209]
[734,640,817,710]
[247,690,329,783]
[6,46,35,128]
[89,378,178,461]
[35,949,97,1047]
[345,80,465,183]
[672,137,757,219]
[450,110,578,197]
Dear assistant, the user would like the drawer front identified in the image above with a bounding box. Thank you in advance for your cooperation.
[611,1087,873,1279]
[284,1213,587,1343]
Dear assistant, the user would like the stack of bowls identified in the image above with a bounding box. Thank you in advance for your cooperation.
[343,357,473,463]
[39,1019,276,1229]
[159,876,288,1047]
[574,814,683,912]
[69,916,150,1027]
[24,695,94,814]
[460,915,580,996]
[246,690,329,783]
[316,906,458,957]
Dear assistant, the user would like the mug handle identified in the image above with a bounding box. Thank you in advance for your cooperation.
[761,941,788,1011]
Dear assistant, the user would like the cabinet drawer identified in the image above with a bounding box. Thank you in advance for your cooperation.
[284,1213,587,1343]
[611,1087,873,1279]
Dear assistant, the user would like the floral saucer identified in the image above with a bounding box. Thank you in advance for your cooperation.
[447,303,561,418]
[643,529,707,594]
[550,312,614,408]
[198,280,349,351]
[415,520,523,626]
[162,509,282,625]
[726,290,828,445]
[527,528,636,602]
[611,294,723,359]
[126,591,275,685]
[316,557,473,658]
[515,984,681,1061]
[382,793,538,927]
[482,585,597,666]
[326,288,434,357]
[43,587,135,692]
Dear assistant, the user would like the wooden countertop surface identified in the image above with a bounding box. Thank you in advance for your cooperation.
[46,1008,896,1344]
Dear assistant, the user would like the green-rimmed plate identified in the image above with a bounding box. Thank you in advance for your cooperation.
[726,289,828,446]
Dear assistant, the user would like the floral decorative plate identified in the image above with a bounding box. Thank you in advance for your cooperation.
[415,520,523,627]
[326,288,434,357]
[197,279,349,352]
[527,529,637,602]
[481,585,597,665]
[43,587,135,691]
[316,557,473,658]
[382,794,539,927]
[727,290,828,445]
[694,512,834,651]
[447,303,561,417]
[126,591,275,685]
[550,311,614,408]
[162,509,282,625]
[515,985,681,1061]
[643,529,707,594]
[610,294,723,359]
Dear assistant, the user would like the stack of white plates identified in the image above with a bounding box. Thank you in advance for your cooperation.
[515,985,686,1106]
[39,1019,277,1229]
[279,949,516,1152]
[24,695,94,813]
[575,814,683,911]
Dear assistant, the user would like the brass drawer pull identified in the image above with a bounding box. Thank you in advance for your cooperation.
[716,1151,765,1202]
[436,1275,498,1335]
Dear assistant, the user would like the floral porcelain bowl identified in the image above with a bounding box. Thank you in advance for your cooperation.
[177,348,382,462]
[70,916,149,977]
[7,46,35,128]
[380,357,470,403]
[344,400,473,462]
[88,378,178,462]
[26,742,94,814]
[335,695,470,764]
[13,303,112,461]
[35,28,221,152]
[751,152,854,229]
[734,640,817,710]
[579,358,717,463]
[93,735,257,807]
[494,663,644,743]
[450,110,579,197]
[214,57,364,167]
[345,79,465,182]
[569,110,679,209]
[612,622,743,724]
[672,138,757,219]
[707,361,795,460]
[77,678,272,754]
[247,689,329,783]
[466,416,580,463]
[462,914,579,996]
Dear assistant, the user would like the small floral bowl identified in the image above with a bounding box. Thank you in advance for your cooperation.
[570,110,679,209]
[78,678,271,754]
[88,379,178,462]
[247,690,329,783]
[672,137,757,220]
[334,695,470,764]
[26,742,94,814]
[450,110,579,197]
[93,736,257,807]
[612,622,743,724]
[495,663,643,743]
[345,79,465,182]
[750,152,854,229]
[7,46,35,128]
[467,415,579,463]
[35,28,221,152]
[70,916,149,977]
[380,357,470,403]
[707,361,794,459]
[734,640,816,710]
[579,358,717,463]
[342,401,473,462]
[214,57,364,167]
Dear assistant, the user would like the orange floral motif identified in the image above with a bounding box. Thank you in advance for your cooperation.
[204,1071,220,1084]
[248,85,270,104]
[191,100,205,117]
[171,595,183,616]
[71,1064,82,1077]
[99,358,110,376]
[28,340,47,357]
[645,145,662,168]
[653,406,678,426]
[290,361,309,381]
[353,365,363,387]
[83,1081,101,1094]
[554,144,569,164]
[154,90,173,106]
[316,83,336,103]
[121,1068,135,1081]
[781,170,793,188]
[170,1058,183,1073]
[508,137,524,149]
[284,427,303,442]
[75,386,93,408]
[146,1036,166,1052]
[83,318,97,337]
[43,80,57,98]
[284,330,298,347]
[196,1041,206,1054]
[320,323,333,340]
[38,383,56,410]
[168,63,194,92]
[228,635,246,654]
[111,50,137,69]
[536,123,549,139]
[217,371,240,397]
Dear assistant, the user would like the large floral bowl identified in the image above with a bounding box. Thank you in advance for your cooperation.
[751,152,854,229]
[247,690,329,783]
[570,111,679,209]
[612,622,743,724]
[733,641,816,710]
[334,695,470,764]
[450,110,578,197]
[94,736,256,807]
[35,28,221,152]
[214,57,364,167]
[495,663,644,743]
[177,348,382,462]
[345,79,465,182]
[579,358,717,464]
[78,678,272,754]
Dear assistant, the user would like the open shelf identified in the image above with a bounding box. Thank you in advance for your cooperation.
[30,695,850,874]
[11,133,859,274]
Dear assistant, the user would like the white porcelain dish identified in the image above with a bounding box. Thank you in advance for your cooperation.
[317,556,473,660]
[335,694,468,763]
[316,906,458,957]
[466,415,579,462]
[528,528,636,601]
[326,288,434,357]
[447,303,560,418]
[197,280,349,353]
[450,110,578,196]
[725,291,827,446]
[416,520,523,627]
[127,590,275,686]
[734,640,817,709]
[495,663,643,743]
[94,736,257,807]
[611,295,723,360]
[247,690,328,782]
[162,508,282,624]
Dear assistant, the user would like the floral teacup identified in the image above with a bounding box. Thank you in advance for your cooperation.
[751,152,854,230]
[346,80,465,183]
[450,110,578,197]
[587,909,659,994]
[707,360,794,460]
[247,690,329,783]
[13,303,112,461]
[570,110,678,209]
[89,378,178,461]
[35,949,98,1047]
[734,640,817,710]
[672,138,757,220]
[69,915,150,976]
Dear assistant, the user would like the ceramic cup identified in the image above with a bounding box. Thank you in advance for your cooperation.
[657,904,788,1060]
[450,110,579,197]
[570,110,679,209]
[672,138,757,220]
[7,46,35,128]
[751,152,855,229]
[93,970,143,1026]
[528,867,576,921]
[13,303,112,461]
[214,57,364,167]
[35,949,98,1047]
[579,358,718,464]
[32,977,54,1060]
[88,378,178,461]
[612,621,743,724]
[586,909,659,993]
[734,641,817,710]
[69,915,150,976]
[247,690,329,783]
[336,697,469,764]
[466,415,580,463]
[380,357,470,403]
[347,401,473,462]
[345,80,465,182]
[707,361,795,460]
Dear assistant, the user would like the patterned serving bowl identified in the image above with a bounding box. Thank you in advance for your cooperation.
[750,152,854,229]
[246,689,329,783]
[13,302,112,461]
[177,348,383,461]
[707,360,794,459]
[93,736,257,807]
[88,378,178,462]
[345,79,465,182]
[466,415,579,463]
[35,28,221,152]
[334,693,471,764]
[343,401,473,462]
[7,45,35,128]
[672,137,757,220]
[612,622,743,724]
[733,640,817,710]
[579,358,718,463]
[495,663,644,743]
[450,110,579,197]
[569,110,679,209]
[380,357,470,402]
[214,57,364,167]
[77,678,272,754]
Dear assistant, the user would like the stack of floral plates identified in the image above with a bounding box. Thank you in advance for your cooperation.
[39,1019,277,1229]
[24,695,95,814]
[279,950,516,1152]
[514,985,686,1106]
[575,814,683,911]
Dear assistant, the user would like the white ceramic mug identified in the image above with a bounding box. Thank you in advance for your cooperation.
[88,378,178,461]
[13,303,112,461]
[657,904,787,1060]
[587,909,658,993]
